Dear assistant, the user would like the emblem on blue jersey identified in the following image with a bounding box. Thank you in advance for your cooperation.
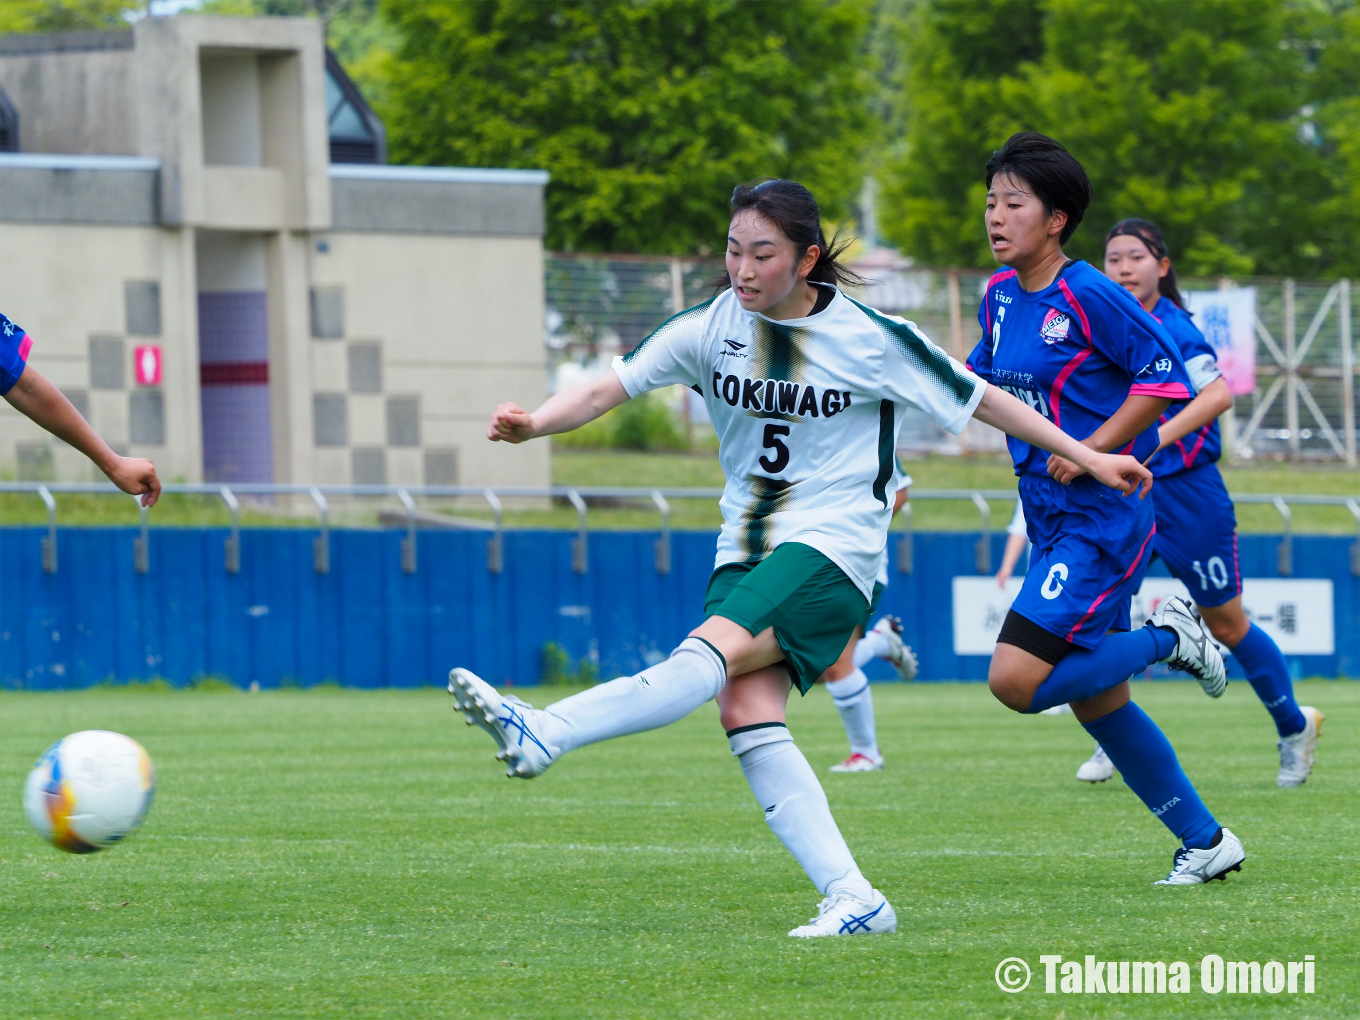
[1040,308,1071,344]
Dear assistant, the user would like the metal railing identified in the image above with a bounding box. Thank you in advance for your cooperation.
[0,481,1356,579]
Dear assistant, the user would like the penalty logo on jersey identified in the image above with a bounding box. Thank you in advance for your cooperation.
[1040,309,1072,345]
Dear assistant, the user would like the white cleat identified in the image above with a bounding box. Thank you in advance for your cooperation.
[1277,706,1324,788]
[1148,597,1226,697]
[448,668,556,778]
[788,889,897,938]
[829,751,883,773]
[871,616,918,681]
[1155,828,1245,885]
[1076,743,1115,783]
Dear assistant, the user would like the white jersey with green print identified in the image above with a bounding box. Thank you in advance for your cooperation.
[611,284,986,601]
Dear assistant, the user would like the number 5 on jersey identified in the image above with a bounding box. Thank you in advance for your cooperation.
[760,423,791,474]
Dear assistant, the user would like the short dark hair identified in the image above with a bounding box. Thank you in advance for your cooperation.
[985,132,1092,244]
[1106,218,1184,309]
[729,179,864,289]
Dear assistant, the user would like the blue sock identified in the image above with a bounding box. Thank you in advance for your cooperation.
[1026,627,1176,713]
[1082,702,1220,849]
[1230,623,1305,737]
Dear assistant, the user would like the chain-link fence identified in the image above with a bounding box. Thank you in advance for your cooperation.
[545,253,1359,463]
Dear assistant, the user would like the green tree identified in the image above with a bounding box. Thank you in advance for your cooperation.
[1308,0,1360,277]
[0,0,139,32]
[378,0,874,254]
[880,0,1332,277]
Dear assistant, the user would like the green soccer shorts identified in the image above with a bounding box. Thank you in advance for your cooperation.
[703,541,870,695]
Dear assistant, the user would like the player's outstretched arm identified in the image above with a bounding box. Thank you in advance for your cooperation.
[487,371,630,444]
[4,365,160,507]
[973,385,1152,497]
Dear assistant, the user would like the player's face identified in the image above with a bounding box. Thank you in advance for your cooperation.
[1104,234,1169,311]
[985,173,1065,267]
[726,210,818,315]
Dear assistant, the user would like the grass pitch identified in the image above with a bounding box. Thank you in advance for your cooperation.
[0,680,1355,1019]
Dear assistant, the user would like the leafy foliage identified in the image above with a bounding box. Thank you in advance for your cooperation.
[879,0,1335,277]
[0,0,137,32]
[377,0,875,254]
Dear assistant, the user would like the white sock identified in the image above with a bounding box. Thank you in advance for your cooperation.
[824,669,878,758]
[538,637,726,755]
[730,725,873,899]
[852,631,891,668]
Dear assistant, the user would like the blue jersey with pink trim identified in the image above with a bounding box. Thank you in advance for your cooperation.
[966,261,1192,477]
[0,313,31,395]
[1146,296,1223,477]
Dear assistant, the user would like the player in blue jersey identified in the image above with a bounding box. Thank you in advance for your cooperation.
[967,133,1245,885]
[0,312,160,504]
[1088,218,1321,788]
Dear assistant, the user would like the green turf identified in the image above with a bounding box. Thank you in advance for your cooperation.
[0,681,1354,1018]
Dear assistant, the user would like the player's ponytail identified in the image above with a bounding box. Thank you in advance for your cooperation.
[1105,218,1184,309]
[729,179,866,290]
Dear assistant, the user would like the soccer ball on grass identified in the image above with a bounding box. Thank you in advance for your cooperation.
[24,730,156,854]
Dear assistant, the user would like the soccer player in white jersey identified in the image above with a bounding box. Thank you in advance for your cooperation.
[450,178,1152,936]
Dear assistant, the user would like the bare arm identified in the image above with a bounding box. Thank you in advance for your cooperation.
[996,531,1028,587]
[973,386,1152,496]
[4,365,160,506]
[1157,377,1232,450]
[488,370,630,443]
[1046,393,1170,483]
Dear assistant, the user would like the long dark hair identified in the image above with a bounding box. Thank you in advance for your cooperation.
[1104,218,1183,309]
[984,132,1092,244]
[726,178,865,289]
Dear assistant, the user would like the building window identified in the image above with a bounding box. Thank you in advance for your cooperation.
[310,287,344,339]
[386,395,420,447]
[325,50,385,165]
[352,447,386,485]
[126,281,162,336]
[0,85,17,152]
[130,390,165,446]
[89,336,125,390]
[313,393,348,446]
[424,448,458,486]
[347,341,381,393]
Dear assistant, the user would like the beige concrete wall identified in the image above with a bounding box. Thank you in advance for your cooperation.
[0,46,137,156]
[308,232,549,488]
[0,222,201,482]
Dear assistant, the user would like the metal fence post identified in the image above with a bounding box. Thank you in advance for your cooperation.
[220,487,240,574]
[971,492,991,574]
[1346,499,1360,578]
[1284,279,1299,460]
[896,497,913,575]
[484,488,504,575]
[651,490,671,574]
[567,489,588,574]
[1341,279,1355,466]
[37,485,57,574]
[1272,496,1293,576]
[310,487,329,574]
[133,495,149,574]
[397,488,417,574]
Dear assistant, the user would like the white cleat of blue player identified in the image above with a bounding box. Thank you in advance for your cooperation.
[1149,596,1226,697]
[1277,706,1324,788]
[1155,827,1245,885]
[1076,743,1114,783]
[448,668,557,778]
[788,889,897,938]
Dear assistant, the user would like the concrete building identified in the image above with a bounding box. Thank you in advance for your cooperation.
[0,16,549,489]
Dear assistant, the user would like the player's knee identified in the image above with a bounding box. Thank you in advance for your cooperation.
[988,673,1033,713]
[1205,614,1249,647]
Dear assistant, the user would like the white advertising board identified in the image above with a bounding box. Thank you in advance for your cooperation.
[952,576,1333,656]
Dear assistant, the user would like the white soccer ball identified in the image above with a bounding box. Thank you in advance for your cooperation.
[23,730,156,854]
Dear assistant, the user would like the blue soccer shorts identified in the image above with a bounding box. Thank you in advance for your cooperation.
[1008,474,1158,650]
[1151,462,1242,609]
